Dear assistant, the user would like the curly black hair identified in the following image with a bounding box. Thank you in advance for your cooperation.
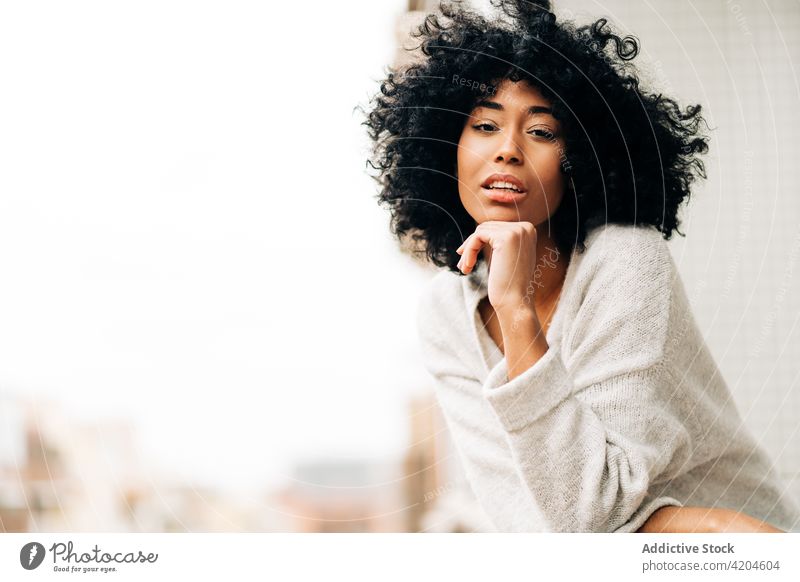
[363,0,710,273]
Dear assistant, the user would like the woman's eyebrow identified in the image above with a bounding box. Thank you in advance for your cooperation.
[475,99,554,117]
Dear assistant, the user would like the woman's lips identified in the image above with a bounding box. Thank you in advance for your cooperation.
[481,186,527,203]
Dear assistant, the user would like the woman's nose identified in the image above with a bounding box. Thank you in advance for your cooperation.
[494,132,523,164]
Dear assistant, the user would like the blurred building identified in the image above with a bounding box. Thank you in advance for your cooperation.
[0,393,287,532]
[0,394,148,531]
[401,395,442,531]
[274,458,407,532]
[1,386,493,533]
[402,393,494,532]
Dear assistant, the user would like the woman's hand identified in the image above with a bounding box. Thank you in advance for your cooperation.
[456,220,539,316]
[637,506,785,533]
[457,221,549,380]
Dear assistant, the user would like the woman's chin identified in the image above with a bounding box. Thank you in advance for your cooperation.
[478,208,532,223]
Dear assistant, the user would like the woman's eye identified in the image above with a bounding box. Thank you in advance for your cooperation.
[529,128,555,139]
[472,123,496,132]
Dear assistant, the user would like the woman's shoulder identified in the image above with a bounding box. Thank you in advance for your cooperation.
[416,265,468,339]
[581,223,670,270]
[562,223,678,385]
[571,223,674,299]
[418,262,460,301]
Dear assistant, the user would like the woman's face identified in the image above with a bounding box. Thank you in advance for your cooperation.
[456,79,567,227]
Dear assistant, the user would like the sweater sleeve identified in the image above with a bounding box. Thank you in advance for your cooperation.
[480,231,694,532]
[482,351,690,532]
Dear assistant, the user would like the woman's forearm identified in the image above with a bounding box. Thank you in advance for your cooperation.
[497,306,549,380]
[637,506,785,533]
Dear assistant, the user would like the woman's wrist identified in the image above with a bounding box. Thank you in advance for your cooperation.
[495,300,537,329]
[496,305,549,380]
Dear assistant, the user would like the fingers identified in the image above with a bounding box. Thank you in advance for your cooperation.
[457,222,505,274]
[455,237,470,273]
[457,225,493,274]
[456,231,488,274]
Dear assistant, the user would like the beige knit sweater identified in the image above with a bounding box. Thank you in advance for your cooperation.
[416,223,800,532]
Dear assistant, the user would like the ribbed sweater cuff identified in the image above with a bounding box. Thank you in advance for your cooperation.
[482,347,572,432]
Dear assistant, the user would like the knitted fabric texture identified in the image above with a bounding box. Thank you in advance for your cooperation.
[416,223,800,532]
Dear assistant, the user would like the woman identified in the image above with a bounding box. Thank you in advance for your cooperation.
[364,0,800,532]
